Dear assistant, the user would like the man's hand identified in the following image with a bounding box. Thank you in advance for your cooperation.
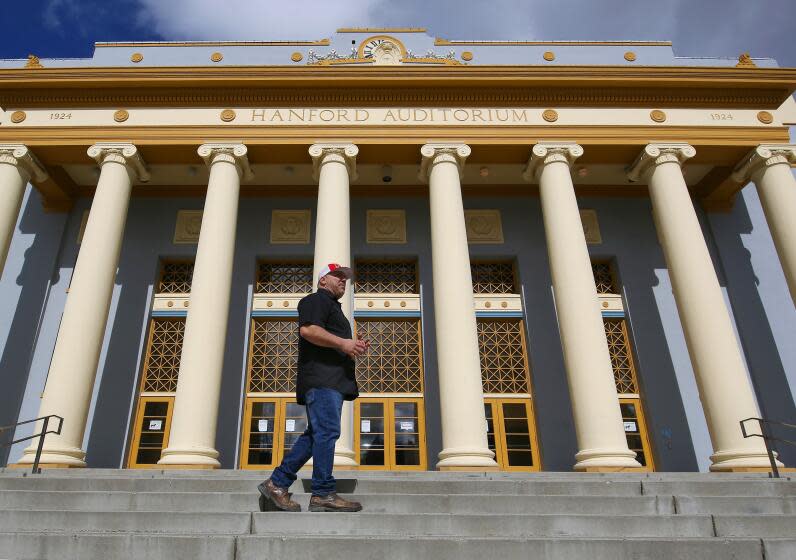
[340,338,369,358]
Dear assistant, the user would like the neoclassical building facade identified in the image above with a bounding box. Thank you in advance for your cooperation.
[0,28,795,473]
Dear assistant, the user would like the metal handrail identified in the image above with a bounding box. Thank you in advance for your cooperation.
[740,417,796,479]
[0,415,64,474]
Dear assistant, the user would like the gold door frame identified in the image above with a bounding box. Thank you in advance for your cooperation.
[127,396,174,469]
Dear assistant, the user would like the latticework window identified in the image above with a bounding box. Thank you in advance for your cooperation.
[256,262,313,294]
[248,319,299,393]
[604,318,639,394]
[477,319,530,394]
[141,319,184,392]
[157,262,194,294]
[355,319,423,393]
[471,262,516,294]
[354,261,418,294]
[593,262,618,295]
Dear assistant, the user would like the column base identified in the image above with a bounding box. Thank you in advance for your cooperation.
[722,467,796,473]
[709,448,786,472]
[333,444,358,467]
[7,462,84,469]
[573,447,641,471]
[438,466,501,472]
[16,445,87,468]
[158,445,221,468]
[579,466,649,473]
[436,446,499,470]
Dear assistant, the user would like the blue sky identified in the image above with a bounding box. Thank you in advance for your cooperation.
[2,0,795,66]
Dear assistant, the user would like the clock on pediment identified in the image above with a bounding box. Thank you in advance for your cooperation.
[358,35,407,65]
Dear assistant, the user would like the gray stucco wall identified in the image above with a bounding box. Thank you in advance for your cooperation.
[2,182,794,471]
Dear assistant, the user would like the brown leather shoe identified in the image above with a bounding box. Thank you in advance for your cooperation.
[257,479,301,512]
[309,492,363,512]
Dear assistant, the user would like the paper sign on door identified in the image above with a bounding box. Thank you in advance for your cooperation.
[361,420,371,433]
[285,419,296,432]
[258,419,269,432]
[148,420,163,431]
[623,421,637,432]
[399,421,414,431]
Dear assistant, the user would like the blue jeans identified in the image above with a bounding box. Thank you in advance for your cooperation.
[270,387,343,496]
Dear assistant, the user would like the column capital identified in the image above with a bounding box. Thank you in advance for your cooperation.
[0,144,48,182]
[523,142,583,182]
[197,143,254,181]
[309,143,358,181]
[731,144,796,184]
[419,143,471,183]
[626,143,695,183]
[87,143,150,182]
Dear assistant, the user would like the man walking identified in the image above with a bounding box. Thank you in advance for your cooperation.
[258,263,368,512]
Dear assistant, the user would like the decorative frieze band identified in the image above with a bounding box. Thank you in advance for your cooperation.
[731,144,796,184]
[87,143,150,182]
[0,144,48,183]
[626,143,695,183]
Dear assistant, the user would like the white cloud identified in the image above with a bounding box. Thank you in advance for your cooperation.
[135,0,383,40]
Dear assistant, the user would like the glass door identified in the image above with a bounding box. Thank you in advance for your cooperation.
[355,397,426,470]
[128,397,174,468]
[240,398,308,469]
[484,398,541,471]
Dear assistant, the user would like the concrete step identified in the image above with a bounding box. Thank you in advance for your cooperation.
[676,496,796,515]
[713,515,796,538]
[0,510,251,535]
[0,534,779,560]
[642,480,796,497]
[0,533,237,560]
[235,536,771,560]
[0,476,645,495]
[252,512,715,538]
[0,489,674,514]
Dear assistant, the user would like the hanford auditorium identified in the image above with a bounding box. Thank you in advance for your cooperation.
[0,27,795,475]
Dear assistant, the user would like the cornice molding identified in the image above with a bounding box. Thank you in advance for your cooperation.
[1,66,794,108]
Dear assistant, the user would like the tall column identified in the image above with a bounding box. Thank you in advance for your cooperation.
[420,143,498,470]
[0,145,47,276]
[732,144,796,305]
[159,144,252,468]
[309,143,358,467]
[524,143,640,471]
[18,144,148,467]
[628,143,774,471]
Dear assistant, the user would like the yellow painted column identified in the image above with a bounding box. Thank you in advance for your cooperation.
[0,145,47,277]
[159,144,252,468]
[18,144,148,467]
[628,143,775,471]
[525,143,640,471]
[732,144,796,306]
[309,143,358,467]
[420,143,498,470]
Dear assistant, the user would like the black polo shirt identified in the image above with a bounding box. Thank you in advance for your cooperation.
[295,288,358,405]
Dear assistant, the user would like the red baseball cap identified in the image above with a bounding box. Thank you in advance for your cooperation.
[319,263,353,280]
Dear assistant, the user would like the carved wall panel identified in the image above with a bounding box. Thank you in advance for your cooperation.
[270,210,311,244]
